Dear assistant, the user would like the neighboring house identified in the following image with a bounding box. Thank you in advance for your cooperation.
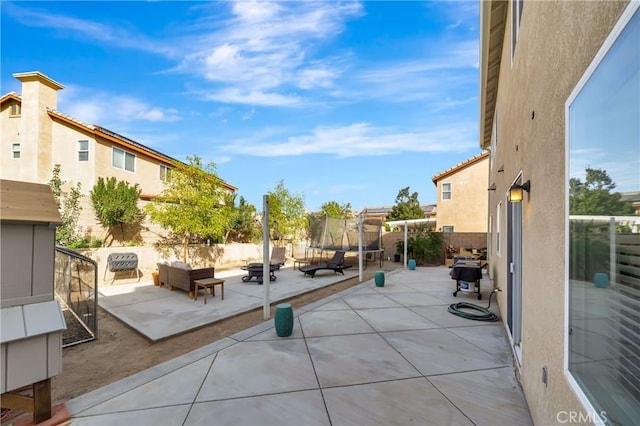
[431,151,489,233]
[480,1,638,425]
[621,191,640,215]
[1,71,237,243]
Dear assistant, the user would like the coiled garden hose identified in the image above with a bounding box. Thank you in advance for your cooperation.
[448,288,501,322]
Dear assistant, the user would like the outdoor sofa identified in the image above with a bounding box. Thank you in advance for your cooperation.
[157,261,215,299]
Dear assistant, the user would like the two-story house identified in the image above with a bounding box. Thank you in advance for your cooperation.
[1,71,237,243]
[431,151,489,233]
[480,1,638,424]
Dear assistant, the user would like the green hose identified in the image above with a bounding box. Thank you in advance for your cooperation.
[448,289,500,322]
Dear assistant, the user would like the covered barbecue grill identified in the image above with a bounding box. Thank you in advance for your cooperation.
[449,259,483,299]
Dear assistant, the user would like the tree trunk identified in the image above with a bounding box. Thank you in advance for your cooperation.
[182,235,188,263]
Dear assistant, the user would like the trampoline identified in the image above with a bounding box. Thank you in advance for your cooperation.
[305,214,384,269]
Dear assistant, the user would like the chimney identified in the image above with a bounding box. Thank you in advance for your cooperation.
[13,72,64,183]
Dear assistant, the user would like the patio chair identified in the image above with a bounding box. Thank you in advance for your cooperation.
[270,246,286,270]
[299,250,352,278]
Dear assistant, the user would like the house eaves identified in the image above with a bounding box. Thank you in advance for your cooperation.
[479,0,508,149]
[431,151,490,184]
[0,93,21,104]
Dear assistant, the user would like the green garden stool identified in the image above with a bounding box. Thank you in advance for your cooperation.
[374,271,385,287]
[274,303,294,337]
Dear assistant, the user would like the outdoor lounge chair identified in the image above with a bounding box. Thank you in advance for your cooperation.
[299,250,352,278]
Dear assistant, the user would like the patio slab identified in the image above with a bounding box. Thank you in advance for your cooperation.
[68,266,534,426]
[98,266,358,341]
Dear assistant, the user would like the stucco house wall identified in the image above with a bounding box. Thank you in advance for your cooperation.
[432,151,489,233]
[480,1,631,424]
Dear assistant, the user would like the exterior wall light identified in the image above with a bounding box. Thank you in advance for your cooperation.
[508,180,530,203]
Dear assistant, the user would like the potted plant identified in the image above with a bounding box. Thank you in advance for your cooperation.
[394,240,403,262]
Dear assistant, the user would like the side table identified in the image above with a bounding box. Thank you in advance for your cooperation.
[194,278,225,304]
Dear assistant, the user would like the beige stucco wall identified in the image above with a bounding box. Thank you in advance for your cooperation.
[0,102,22,181]
[50,122,97,191]
[81,242,305,286]
[486,1,629,424]
[435,156,488,232]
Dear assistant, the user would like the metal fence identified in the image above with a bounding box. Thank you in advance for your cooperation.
[54,246,98,347]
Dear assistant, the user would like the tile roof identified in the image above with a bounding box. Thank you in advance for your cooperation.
[431,151,490,184]
[2,92,237,191]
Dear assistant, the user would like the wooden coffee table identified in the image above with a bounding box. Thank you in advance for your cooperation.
[193,278,225,304]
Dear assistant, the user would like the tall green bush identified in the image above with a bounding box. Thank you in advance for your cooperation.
[49,164,83,247]
[90,177,142,245]
[395,225,444,265]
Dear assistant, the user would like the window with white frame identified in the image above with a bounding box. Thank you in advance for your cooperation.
[11,143,20,159]
[160,164,169,182]
[112,147,135,172]
[442,183,452,200]
[441,226,454,233]
[496,202,501,256]
[78,140,89,161]
[511,0,524,59]
[567,4,639,425]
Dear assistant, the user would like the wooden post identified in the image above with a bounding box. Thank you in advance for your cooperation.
[33,378,52,424]
[0,378,52,424]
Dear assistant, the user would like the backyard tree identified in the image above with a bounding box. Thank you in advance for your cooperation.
[90,177,142,245]
[267,180,306,242]
[569,167,635,215]
[227,196,261,243]
[320,201,354,219]
[49,164,83,246]
[386,186,424,222]
[145,156,234,262]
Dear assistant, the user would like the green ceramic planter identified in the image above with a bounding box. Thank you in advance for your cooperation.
[374,271,385,287]
[274,303,294,337]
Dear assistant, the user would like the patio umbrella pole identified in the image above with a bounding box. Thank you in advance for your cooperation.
[263,194,270,320]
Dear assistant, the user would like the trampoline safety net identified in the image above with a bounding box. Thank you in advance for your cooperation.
[308,214,383,252]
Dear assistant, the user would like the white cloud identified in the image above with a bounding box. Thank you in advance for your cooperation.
[297,67,337,89]
[200,87,301,107]
[3,2,177,57]
[242,107,255,121]
[58,85,180,125]
[221,122,477,158]
[176,1,363,102]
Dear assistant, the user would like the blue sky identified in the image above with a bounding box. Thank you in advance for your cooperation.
[1,0,482,212]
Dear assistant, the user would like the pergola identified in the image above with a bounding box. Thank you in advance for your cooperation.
[385,218,437,268]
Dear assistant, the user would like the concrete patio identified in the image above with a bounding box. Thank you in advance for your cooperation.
[98,265,360,341]
[66,266,533,425]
